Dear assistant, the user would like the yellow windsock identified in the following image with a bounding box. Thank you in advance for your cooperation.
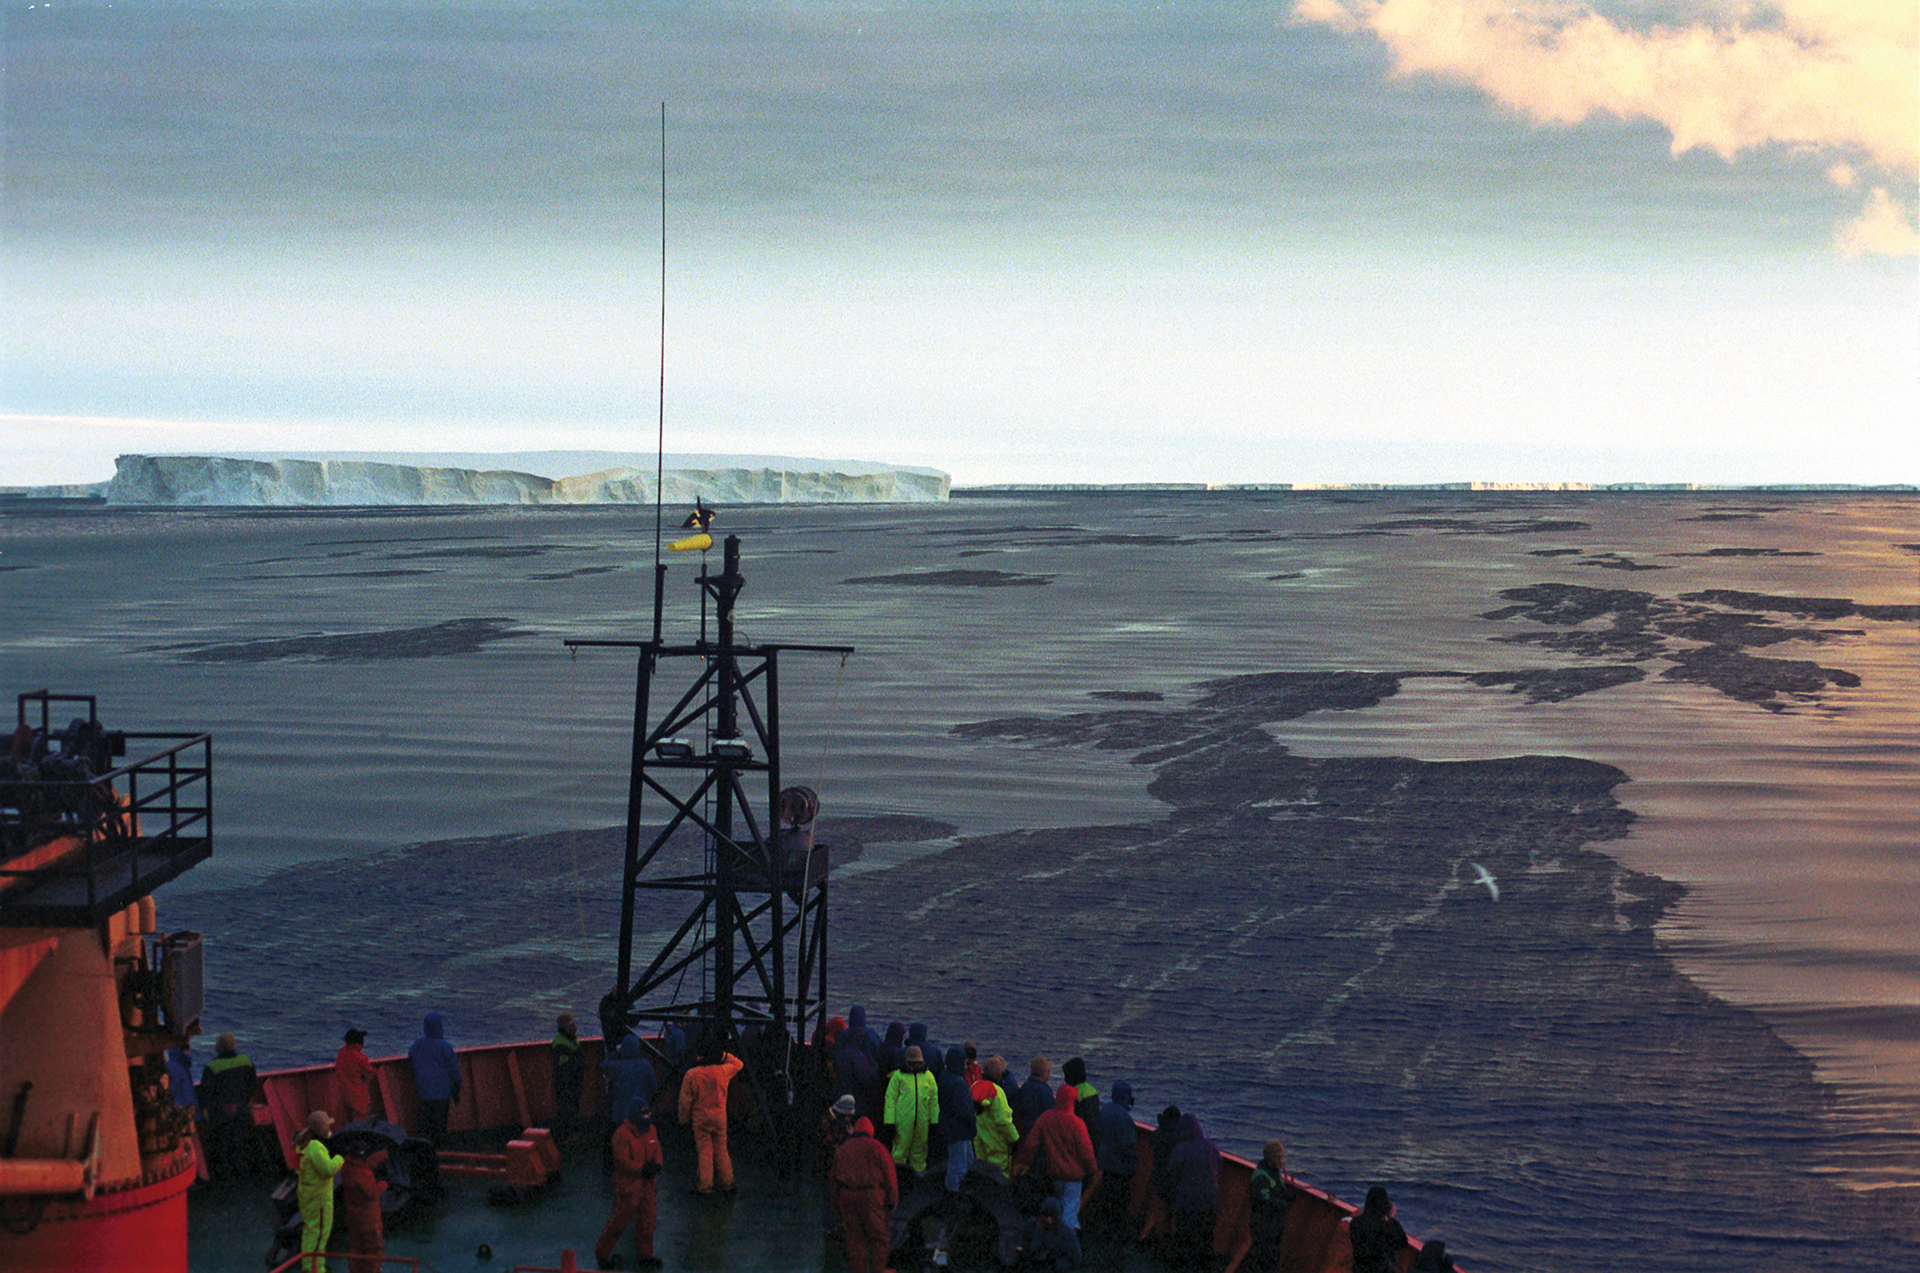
[669,532,713,553]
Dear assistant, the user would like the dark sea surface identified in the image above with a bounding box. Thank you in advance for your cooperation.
[3,490,1916,1271]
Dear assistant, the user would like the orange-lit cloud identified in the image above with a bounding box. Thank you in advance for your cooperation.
[1294,0,1919,255]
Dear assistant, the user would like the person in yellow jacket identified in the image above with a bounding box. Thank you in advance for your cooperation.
[296,1109,345,1269]
[971,1056,1019,1172]
[883,1045,939,1175]
[678,1039,746,1195]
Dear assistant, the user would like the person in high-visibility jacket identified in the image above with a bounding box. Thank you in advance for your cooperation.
[882,1045,939,1176]
[677,1040,745,1194]
[296,1110,345,1269]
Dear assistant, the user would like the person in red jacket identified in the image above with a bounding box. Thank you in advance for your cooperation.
[829,1116,899,1273]
[595,1102,665,1270]
[335,1028,377,1124]
[339,1143,388,1273]
[1020,1083,1102,1234]
[678,1039,745,1195]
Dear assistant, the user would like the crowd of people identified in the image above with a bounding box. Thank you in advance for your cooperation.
[166,1007,1450,1273]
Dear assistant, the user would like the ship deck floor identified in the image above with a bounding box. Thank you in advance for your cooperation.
[189,1124,1177,1273]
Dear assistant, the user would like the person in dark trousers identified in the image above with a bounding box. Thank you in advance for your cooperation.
[595,1102,665,1270]
[1061,1057,1098,1130]
[1015,1056,1054,1137]
[335,1028,376,1124]
[197,1032,259,1178]
[407,1011,461,1145]
[1088,1078,1138,1239]
[818,1094,859,1174]
[1242,1140,1296,1273]
[1136,1104,1183,1247]
[551,1012,586,1136]
[166,1043,210,1185]
[830,1116,899,1273]
[1350,1185,1410,1273]
[1165,1112,1221,1269]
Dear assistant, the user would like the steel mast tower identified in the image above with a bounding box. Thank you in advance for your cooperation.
[567,535,851,1135]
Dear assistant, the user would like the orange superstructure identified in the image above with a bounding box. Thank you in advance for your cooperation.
[1,693,213,1273]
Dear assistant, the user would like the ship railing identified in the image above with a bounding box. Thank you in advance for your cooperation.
[0,730,213,928]
[267,1256,421,1273]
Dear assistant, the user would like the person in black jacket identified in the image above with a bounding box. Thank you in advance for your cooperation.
[1350,1185,1410,1273]
[937,1046,978,1192]
[197,1032,259,1178]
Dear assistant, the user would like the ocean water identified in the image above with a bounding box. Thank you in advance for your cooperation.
[2,490,1916,1271]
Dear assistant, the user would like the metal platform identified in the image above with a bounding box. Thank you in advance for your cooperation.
[2,692,212,928]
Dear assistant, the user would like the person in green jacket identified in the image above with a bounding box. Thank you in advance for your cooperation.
[296,1110,345,1268]
[882,1045,939,1176]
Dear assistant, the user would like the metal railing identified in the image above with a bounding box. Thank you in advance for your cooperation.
[1,693,213,926]
[267,1256,422,1273]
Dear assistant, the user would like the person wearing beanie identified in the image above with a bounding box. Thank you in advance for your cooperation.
[818,1093,859,1175]
[1062,1056,1100,1132]
[829,1116,898,1273]
[335,1028,376,1124]
[596,1102,665,1269]
[295,1110,344,1265]
[1242,1139,1297,1273]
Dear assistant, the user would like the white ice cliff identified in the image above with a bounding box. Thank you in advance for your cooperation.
[92,453,950,506]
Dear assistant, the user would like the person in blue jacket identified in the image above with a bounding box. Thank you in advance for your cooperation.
[840,1004,881,1063]
[602,1033,659,1137]
[408,1011,461,1145]
[1089,1078,1139,1237]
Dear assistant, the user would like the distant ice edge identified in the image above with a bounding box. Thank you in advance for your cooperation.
[95,453,951,506]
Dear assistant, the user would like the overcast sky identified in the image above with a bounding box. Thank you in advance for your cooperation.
[4,1,1915,486]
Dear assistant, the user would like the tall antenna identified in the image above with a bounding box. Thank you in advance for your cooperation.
[651,101,669,644]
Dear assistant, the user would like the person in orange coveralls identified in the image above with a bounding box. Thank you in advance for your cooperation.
[829,1116,899,1273]
[677,1037,745,1195]
[339,1142,388,1273]
[595,1101,665,1270]
[335,1028,376,1123]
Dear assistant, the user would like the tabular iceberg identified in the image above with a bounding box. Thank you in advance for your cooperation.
[91,453,950,506]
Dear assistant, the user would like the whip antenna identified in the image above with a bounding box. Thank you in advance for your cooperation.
[651,101,669,643]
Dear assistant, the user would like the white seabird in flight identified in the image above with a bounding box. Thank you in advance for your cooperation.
[1470,862,1500,902]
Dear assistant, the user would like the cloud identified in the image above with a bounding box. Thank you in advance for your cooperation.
[1836,186,1920,258]
[1295,0,1919,253]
